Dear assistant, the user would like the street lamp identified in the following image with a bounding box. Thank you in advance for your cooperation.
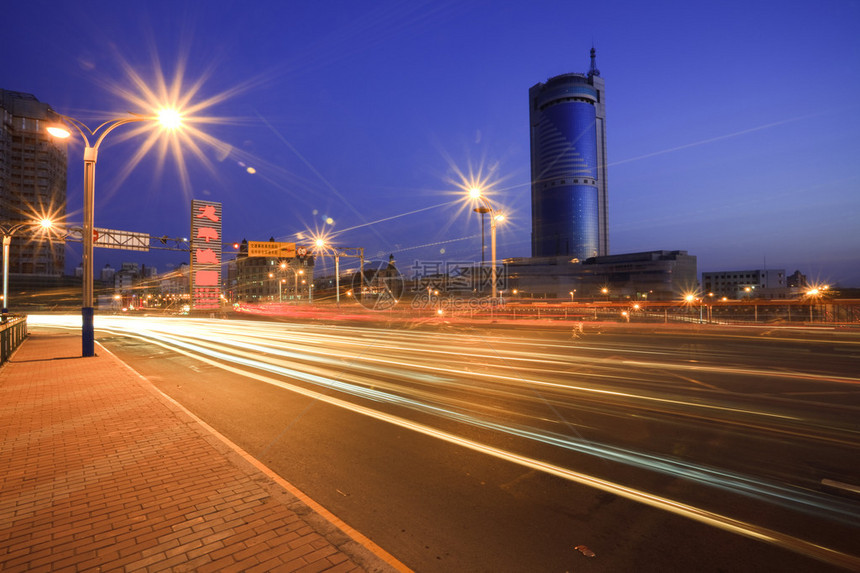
[267,272,283,302]
[279,262,288,302]
[805,286,827,323]
[1,218,54,318]
[468,187,503,299]
[279,261,305,301]
[314,238,344,306]
[473,206,491,267]
[48,109,182,357]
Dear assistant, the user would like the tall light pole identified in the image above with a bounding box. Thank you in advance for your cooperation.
[1,219,54,319]
[473,206,491,267]
[48,109,181,357]
[314,238,342,306]
[469,188,503,299]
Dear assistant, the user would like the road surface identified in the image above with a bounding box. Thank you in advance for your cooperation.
[30,314,860,572]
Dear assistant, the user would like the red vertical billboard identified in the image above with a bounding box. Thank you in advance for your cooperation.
[190,200,222,310]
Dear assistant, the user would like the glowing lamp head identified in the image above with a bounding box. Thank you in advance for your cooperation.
[46,126,71,139]
[38,218,53,230]
[469,187,482,199]
[315,238,326,249]
[157,108,182,129]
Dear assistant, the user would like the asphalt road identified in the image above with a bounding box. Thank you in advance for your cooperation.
[31,315,860,572]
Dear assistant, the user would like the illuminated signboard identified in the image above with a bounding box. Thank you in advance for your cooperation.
[247,241,296,258]
[190,200,222,310]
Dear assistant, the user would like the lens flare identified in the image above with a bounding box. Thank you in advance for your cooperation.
[157,108,182,129]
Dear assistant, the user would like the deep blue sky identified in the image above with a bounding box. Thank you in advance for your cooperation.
[5,0,860,285]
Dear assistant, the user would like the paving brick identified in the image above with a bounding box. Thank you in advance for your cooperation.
[0,332,379,573]
[294,556,339,573]
[246,556,287,573]
[195,554,239,573]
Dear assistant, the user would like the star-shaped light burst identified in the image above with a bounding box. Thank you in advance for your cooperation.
[437,149,518,229]
[93,47,258,200]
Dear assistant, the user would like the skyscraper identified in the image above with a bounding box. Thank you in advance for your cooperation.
[529,48,608,260]
[0,89,66,276]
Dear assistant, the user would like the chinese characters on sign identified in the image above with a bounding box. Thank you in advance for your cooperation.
[247,241,296,258]
[190,200,222,310]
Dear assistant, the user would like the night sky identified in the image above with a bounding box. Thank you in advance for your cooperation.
[5,0,860,285]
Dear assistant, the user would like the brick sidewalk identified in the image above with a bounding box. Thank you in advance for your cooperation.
[0,330,405,572]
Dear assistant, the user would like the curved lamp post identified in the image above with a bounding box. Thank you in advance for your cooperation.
[469,188,504,299]
[48,110,180,357]
[1,218,54,318]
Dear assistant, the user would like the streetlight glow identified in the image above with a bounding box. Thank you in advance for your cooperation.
[157,108,182,129]
[46,126,71,139]
[469,187,482,199]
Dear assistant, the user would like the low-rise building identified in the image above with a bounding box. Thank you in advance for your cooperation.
[701,269,791,299]
[506,250,698,301]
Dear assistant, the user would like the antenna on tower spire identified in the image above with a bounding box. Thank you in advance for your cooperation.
[588,45,600,78]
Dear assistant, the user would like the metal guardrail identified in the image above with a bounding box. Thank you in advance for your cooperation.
[0,315,28,364]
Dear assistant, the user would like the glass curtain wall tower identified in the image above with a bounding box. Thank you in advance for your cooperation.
[529,49,608,259]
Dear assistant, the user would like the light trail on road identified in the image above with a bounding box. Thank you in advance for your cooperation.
[29,314,860,569]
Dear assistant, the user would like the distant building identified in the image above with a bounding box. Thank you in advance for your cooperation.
[529,48,608,259]
[100,264,116,283]
[787,270,808,288]
[115,263,141,293]
[701,269,789,299]
[0,89,66,277]
[157,263,190,310]
[231,239,314,302]
[507,250,697,301]
[353,254,403,302]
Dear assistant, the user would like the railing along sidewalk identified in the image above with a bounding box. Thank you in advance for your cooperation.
[0,315,28,364]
